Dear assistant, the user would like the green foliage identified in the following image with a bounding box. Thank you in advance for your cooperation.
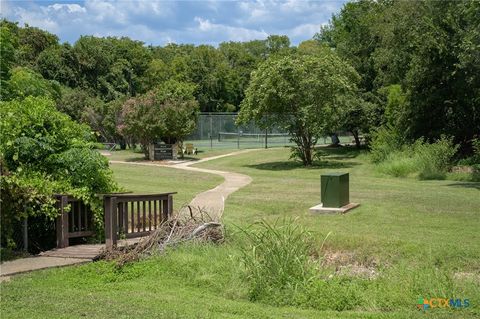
[36,44,78,87]
[56,87,102,122]
[120,80,199,154]
[377,152,419,178]
[238,219,316,304]
[317,0,480,154]
[373,135,459,180]
[369,126,405,163]
[4,67,61,101]
[415,136,459,180]
[0,23,17,98]
[0,96,118,252]
[238,50,360,165]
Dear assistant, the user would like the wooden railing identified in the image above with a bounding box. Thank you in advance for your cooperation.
[104,193,176,250]
[56,195,96,248]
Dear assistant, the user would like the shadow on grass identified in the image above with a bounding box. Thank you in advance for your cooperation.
[246,146,363,171]
[445,182,480,190]
[316,146,364,160]
[246,160,359,171]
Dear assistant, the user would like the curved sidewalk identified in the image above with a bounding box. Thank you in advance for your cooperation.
[110,149,254,219]
[0,150,253,280]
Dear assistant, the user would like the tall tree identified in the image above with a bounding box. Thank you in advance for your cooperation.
[238,50,360,165]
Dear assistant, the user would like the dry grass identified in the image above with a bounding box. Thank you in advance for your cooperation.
[101,206,224,267]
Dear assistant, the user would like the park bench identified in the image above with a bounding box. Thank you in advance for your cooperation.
[183,143,197,155]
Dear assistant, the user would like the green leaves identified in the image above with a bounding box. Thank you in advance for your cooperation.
[120,80,199,152]
[239,50,360,165]
[0,96,119,250]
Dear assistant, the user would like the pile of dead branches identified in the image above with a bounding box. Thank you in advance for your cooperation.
[101,206,224,267]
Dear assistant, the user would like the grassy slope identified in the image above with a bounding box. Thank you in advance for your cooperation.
[1,148,479,318]
[196,148,479,264]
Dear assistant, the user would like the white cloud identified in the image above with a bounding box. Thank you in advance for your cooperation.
[49,3,86,14]
[0,0,345,46]
[287,23,319,38]
[193,17,268,43]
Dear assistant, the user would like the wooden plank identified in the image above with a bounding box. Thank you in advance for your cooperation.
[168,194,173,217]
[162,198,169,223]
[68,231,96,238]
[114,192,177,203]
[148,201,152,231]
[153,200,157,229]
[104,196,118,250]
[136,201,140,233]
[130,201,134,234]
[142,201,146,232]
[123,202,128,235]
[118,201,124,234]
[77,201,82,232]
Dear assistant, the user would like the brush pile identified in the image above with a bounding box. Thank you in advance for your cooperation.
[101,206,224,266]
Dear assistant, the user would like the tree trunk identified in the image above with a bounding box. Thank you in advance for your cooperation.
[351,130,361,149]
[119,139,127,150]
[300,131,313,166]
[331,133,340,146]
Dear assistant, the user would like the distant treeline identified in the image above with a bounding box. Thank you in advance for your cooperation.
[1,0,478,153]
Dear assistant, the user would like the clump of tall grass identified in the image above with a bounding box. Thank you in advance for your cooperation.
[377,151,418,177]
[414,137,459,179]
[371,129,458,180]
[237,218,317,304]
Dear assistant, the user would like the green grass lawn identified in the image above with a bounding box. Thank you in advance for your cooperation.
[109,162,223,210]
[1,147,479,318]
[104,146,242,162]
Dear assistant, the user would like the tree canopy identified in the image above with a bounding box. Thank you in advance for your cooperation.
[238,50,360,165]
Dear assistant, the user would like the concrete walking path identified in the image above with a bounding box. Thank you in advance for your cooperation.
[110,149,254,219]
[1,150,253,280]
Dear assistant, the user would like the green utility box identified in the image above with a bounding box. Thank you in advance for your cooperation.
[321,173,349,208]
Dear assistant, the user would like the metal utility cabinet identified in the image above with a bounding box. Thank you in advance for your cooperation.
[321,172,349,208]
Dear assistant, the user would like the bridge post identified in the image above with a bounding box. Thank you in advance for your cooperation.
[104,196,118,250]
[56,195,69,248]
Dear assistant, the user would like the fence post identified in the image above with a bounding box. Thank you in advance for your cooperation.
[56,195,69,248]
[22,217,28,252]
[162,195,173,222]
[104,196,118,250]
[168,194,173,217]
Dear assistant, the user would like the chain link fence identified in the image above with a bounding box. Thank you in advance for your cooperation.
[184,113,355,150]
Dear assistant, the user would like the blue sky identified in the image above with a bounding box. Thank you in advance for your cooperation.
[1,0,346,46]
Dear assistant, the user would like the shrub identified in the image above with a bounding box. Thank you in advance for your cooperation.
[414,136,458,180]
[0,96,118,254]
[369,126,404,163]
[371,131,459,180]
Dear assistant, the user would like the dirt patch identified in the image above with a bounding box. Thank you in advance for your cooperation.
[451,166,475,173]
[323,250,379,280]
[453,272,480,284]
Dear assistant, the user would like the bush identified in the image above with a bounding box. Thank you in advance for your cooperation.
[0,96,118,254]
[371,133,458,180]
[414,136,458,180]
[369,126,404,163]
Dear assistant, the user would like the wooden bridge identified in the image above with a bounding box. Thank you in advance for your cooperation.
[0,192,176,279]
[29,191,174,261]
